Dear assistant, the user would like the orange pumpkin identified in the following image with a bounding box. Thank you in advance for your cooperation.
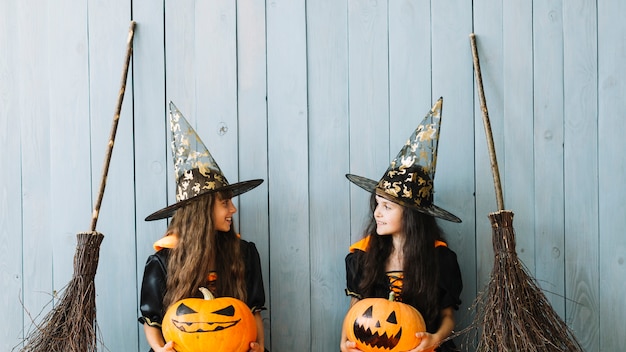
[162,287,257,352]
[343,292,426,352]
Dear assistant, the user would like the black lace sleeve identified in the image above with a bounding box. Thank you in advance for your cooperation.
[345,250,365,299]
[241,240,267,312]
[138,249,169,327]
[437,246,463,310]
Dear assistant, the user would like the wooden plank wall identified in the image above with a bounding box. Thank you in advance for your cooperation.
[2,1,624,351]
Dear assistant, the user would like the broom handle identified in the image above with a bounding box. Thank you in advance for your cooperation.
[90,20,137,232]
[469,33,505,211]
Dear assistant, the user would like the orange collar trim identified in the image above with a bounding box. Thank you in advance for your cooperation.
[153,234,179,251]
[349,235,447,253]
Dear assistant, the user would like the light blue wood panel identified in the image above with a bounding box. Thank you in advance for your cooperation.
[47,0,91,295]
[0,1,24,349]
[598,1,626,350]
[472,0,505,292]
[533,0,567,316]
[347,0,390,242]
[388,0,432,147]
[165,0,197,128]
[132,1,168,350]
[195,1,238,181]
[563,0,600,350]
[431,0,475,333]
[266,0,311,350]
[235,0,271,347]
[306,0,351,350]
[503,0,535,270]
[18,0,55,339]
[87,2,137,350]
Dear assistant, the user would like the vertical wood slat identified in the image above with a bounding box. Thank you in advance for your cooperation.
[48,0,91,294]
[502,0,535,270]
[533,0,566,316]
[471,0,505,293]
[0,1,23,350]
[431,0,475,332]
[388,0,432,146]
[195,1,238,180]
[347,0,390,243]
[18,0,54,339]
[563,0,600,350]
[236,0,271,346]
[87,1,137,350]
[598,1,626,351]
[306,1,350,350]
[132,0,168,349]
[266,0,310,350]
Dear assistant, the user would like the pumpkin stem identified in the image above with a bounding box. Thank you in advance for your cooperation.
[389,291,396,301]
[199,287,215,300]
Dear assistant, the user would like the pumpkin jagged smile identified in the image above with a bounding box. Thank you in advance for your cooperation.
[170,318,241,333]
[353,320,402,349]
[169,301,242,333]
[162,288,257,351]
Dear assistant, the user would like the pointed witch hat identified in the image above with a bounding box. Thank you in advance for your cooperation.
[346,97,461,223]
[145,102,263,221]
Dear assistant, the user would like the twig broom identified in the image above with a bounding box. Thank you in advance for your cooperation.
[467,33,583,351]
[21,20,136,352]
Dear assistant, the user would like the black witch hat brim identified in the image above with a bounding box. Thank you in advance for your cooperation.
[346,174,461,223]
[144,179,263,221]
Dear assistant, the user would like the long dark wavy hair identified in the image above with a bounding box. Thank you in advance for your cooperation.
[358,193,445,331]
[162,192,246,309]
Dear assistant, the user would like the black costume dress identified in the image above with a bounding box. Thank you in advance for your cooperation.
[345,236,462,352]
[138,238,266,335]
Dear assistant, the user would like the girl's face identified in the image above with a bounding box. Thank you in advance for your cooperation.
[211,194,237,232]
[374,195,404,237]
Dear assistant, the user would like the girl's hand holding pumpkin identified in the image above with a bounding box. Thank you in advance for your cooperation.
[155,341,176,352]
[340,339,363,352]
[248,341,264,352]
[406,332,438,352]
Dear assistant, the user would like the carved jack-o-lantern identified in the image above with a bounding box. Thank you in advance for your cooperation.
[343,292,426,352]
[162,287,257,352]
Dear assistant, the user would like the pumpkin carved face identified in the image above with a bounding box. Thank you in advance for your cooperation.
[162,287,257,352]
[343,293,426,352]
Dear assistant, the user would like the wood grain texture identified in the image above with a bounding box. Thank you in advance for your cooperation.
[502,0,535,270]
[86,1,137,350]
[47,0,91,302]
[347,0,390,244]
[0,1,24,350]
[236,0,271,347]
[266,0,311,350]
[17,0,55,340]
[533,0,566,316]
[563,0,600,350]
[307,1,351,350]
[472,0,505,293]
[132,0,168,350]
[597,1,626,351]
[432,0,475,332]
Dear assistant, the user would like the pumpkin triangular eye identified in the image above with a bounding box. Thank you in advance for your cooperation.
[212,305,236,317]
[363,306,374,318]
[175,303,198,316]
[386,311,398,324]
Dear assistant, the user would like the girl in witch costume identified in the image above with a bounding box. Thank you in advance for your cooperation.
[139,103,266,352]
[340,98,463,352]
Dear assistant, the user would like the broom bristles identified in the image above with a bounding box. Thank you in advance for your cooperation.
[464,211,583,352]
[20,232,104,352]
